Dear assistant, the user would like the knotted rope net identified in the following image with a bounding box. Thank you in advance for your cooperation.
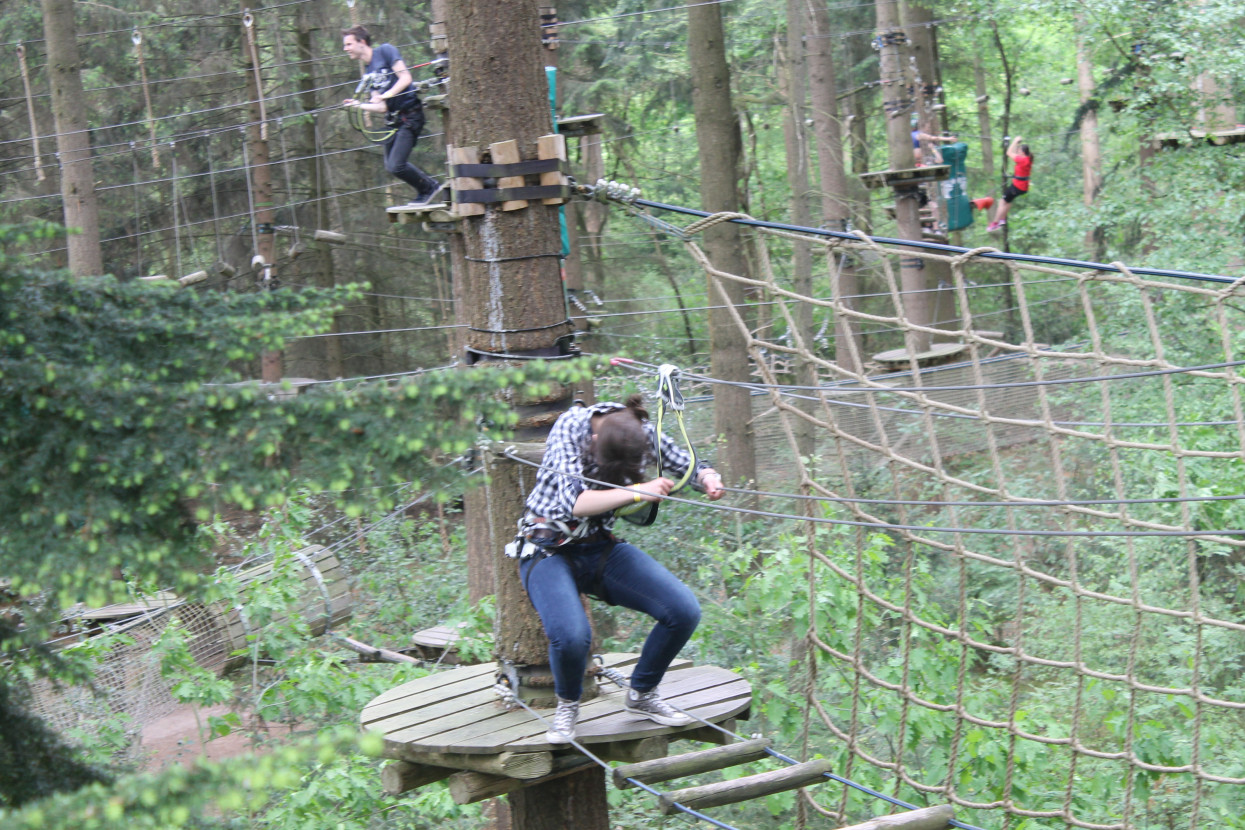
[660,208,1245,830]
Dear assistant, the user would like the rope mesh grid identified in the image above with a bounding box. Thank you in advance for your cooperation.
[634,205,1245,829]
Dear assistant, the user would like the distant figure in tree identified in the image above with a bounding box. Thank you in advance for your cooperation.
[340,25,443,205]
[988,137,1033,232]
[515,395,725,744]
[911,115,958,166]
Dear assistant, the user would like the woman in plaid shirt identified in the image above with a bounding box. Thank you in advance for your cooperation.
[518,395,724,744]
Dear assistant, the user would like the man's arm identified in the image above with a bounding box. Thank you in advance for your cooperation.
[382,61,413,99]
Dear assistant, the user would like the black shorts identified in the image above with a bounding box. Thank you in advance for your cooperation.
[1002,182,1028,203]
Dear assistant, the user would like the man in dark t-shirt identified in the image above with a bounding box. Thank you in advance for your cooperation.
[341,25,442,205]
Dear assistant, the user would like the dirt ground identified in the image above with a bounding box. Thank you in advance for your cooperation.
[139,702,268,769]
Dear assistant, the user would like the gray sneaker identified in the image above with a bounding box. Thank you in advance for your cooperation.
[544,697,579,744]
[625,688,692,726]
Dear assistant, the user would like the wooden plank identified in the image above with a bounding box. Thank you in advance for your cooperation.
[411,625,461,648]
[613,737,772,789]
[489,140,527,211]
[362,661,497,711]
[537,133,567,205]
[449,145,485,217]
[838,805,956,830]
[381,760,454,795]
[362,672,499,728]
[658,758,834,815]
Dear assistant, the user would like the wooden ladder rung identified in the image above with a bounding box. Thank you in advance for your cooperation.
[657,758,833,815]
[837,804,955,830]
[613,737,771,790]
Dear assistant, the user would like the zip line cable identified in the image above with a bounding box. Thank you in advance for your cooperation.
[501,453,1245,539]
[633,199,1241,285]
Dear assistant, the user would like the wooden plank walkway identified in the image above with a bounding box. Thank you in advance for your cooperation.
[361,653,751,760]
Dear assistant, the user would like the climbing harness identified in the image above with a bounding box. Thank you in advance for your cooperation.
[345,73,448,144]
[615,362,699,526]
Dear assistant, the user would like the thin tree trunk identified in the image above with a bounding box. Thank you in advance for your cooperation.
[1076,30,1104,260]
[973,53,996,199]
[806,0,862,378]
[688,1,758,495]
[41,0,103,277]
[241,5,280,382]
[876,0,929,353]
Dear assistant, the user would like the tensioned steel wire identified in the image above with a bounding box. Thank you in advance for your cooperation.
[619,199,1245,829]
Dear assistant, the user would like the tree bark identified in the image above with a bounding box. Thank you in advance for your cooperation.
[875,0,930,353]
[40,0,103,277]
[240,6,280,382]
[687,2,757,494]
[805,0,862,376]
[1076,30,1104,260]
[973,53,996,200]
[508,765,610,829]
[780,0,817,460]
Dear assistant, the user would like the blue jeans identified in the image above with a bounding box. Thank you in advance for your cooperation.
[520,539,701,701]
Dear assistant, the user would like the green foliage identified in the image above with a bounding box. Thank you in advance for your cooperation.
[0,227,595,608]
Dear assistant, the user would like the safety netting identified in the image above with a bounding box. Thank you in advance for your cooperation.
[655,207,1245,830]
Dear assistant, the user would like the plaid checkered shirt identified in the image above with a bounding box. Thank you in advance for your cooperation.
[523,401,709,535]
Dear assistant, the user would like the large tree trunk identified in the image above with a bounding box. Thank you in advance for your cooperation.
[687,2,757,494]
[41,0,102,277]
[805,0,862,377]
[875,0,929,353]
[973,53,996,200]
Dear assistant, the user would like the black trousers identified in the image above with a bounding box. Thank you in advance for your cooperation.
[383,108,438,197]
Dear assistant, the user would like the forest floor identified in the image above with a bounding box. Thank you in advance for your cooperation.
[139,702,281,770]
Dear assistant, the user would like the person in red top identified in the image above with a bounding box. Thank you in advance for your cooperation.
[987,136,1033,232]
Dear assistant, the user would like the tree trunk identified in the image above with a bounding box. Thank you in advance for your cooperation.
[240,6,280,382]
[875,0,930,353]
[687,2,757,494]
[905,3,955,338]
[779,0,816,460]
[1076,30,1104,260]
[447,0,578,708]
[508,765,610,828]
[806,0,861,376]
[40,0,103,277]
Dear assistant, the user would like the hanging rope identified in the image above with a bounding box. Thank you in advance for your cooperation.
[16,44,44,182]
[243,10,268,141]
[277,119,301,246]
[132,30,161,170]
[205,132,225,264]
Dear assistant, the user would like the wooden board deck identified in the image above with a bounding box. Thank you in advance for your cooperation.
[859,165,949,190]
[361,654,751,760]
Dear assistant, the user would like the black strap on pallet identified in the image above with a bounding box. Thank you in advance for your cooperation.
[455,185,572,203]
[452,158,569,178]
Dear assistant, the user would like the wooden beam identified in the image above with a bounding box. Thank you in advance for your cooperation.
[672,718,736,746]
[447,755,594,804]
[594,735,668,764]
[450,145,485,217]
[837,804,955,830]
[536,133,567,205]
[614,737,771,789]
[657,758,833,815]
[380,760,454,795]
[393,749,554,779]
[337,635,422,665]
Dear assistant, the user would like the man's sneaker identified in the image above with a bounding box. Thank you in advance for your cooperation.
[544,697,579,744]
[409,182,447,207]
[625,688,693,726]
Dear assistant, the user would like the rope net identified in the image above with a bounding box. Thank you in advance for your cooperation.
[660,208,1245,830]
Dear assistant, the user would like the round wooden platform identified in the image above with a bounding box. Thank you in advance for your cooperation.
[360,653,752,758]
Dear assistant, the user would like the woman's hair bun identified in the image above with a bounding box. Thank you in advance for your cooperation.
[624,392,649,421]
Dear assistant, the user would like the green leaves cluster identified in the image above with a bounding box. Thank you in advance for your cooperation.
[0,222,594,609]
